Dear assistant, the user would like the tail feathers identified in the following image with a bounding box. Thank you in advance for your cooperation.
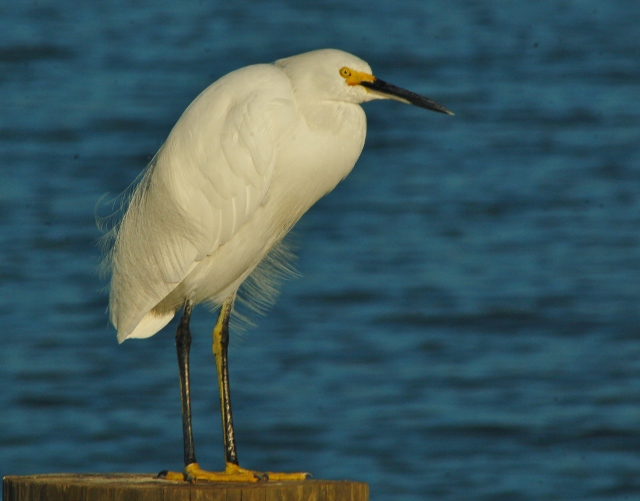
[117,310,175,343]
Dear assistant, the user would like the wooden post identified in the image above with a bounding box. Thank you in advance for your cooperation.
[3,474,368,501]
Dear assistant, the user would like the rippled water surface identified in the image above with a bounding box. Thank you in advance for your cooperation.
[1,1,640,500]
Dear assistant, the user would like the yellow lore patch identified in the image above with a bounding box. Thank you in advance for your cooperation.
[339,66,376,86]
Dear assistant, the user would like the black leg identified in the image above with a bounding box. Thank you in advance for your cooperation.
[157,294,308,482]
[213,296,238,466]
[176,299,197,467]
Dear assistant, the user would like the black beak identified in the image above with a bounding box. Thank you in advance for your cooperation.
[360,78,454,115]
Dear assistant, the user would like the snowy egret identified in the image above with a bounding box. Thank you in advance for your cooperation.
[104,48,452,482]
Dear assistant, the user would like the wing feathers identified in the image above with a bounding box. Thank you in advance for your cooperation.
[107,65,293,339]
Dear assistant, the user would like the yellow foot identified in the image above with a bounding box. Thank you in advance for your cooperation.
[158,462,309,483]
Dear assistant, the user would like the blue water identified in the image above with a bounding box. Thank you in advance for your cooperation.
[2,1,640,500]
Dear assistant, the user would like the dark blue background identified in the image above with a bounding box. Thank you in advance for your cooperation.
[2,1,639,500]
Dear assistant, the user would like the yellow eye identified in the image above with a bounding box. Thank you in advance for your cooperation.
[339,67,352,78]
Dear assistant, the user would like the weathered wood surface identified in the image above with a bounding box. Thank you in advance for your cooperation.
[2,474,368,501]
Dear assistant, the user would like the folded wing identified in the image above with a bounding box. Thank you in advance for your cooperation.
[107,65,294,341]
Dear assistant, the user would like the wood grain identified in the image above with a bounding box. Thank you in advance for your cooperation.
[2,474,369,501]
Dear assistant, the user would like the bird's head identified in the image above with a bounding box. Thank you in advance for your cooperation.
[275,48,453,115]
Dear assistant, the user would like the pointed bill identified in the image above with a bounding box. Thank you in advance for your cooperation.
[360,78,454,115]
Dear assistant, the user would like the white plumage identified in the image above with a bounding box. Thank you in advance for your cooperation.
[102,48,452,482]
[107,50,375,342]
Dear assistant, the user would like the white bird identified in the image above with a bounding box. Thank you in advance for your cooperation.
[104,48,452,483]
